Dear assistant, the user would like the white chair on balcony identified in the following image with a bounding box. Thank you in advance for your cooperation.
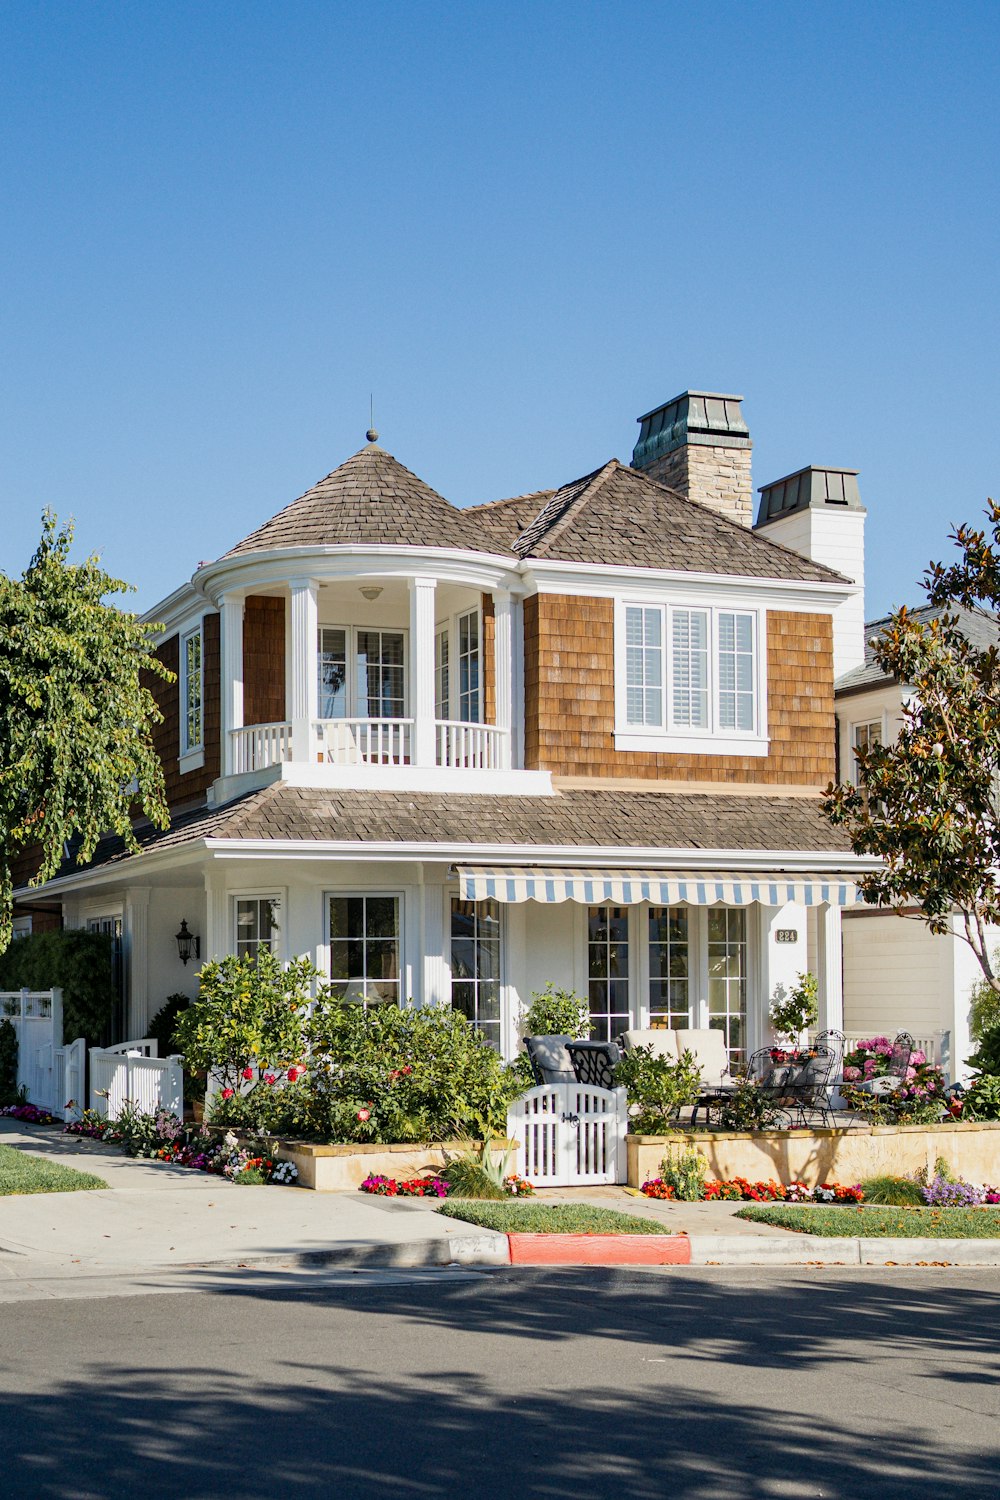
[324,721,363,766]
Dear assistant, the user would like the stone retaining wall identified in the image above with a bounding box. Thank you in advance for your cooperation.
[271,1138,514,1191]
[628,1121,1000,1189]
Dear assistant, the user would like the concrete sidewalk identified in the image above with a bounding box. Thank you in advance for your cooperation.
[3,1119,1000,1285]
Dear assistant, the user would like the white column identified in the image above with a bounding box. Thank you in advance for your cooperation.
[409,576,437,767]
[420,879,450,1009]
[759,901,809,1046]
[289,578,319,764]
[493,587,513,769]
[204,873,229,962]
[220,594,244,777]
[125,886,150,1036]
[816,902,844,1035]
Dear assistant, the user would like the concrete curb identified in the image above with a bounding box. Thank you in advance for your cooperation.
[173,1233,1000,1273]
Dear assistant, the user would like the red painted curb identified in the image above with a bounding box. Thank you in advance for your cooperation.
[507,1232,692,1266]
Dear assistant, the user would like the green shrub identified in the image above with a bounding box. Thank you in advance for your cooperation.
[658,1146,708,1202]
[147,993,189,1056]
[967,1023,1000,1078]
[522,984,592,1040]
[173,951,311,1103]
[0,1019,17,1106]
[285,999,524,1145]
[0,929,115,1045]
[768,971,819,1043]
[968,958,1000,1040]
[962,1073,1000,1121]
[715,1075,785,1131]
[440,1140,515,1200]
[858,1174,926,1206]
[616,1044,701,1133]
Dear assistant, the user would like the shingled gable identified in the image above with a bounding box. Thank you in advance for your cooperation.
[222,444,505,557]
[511,458,848,583]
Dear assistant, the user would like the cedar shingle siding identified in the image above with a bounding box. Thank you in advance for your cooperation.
[523,594,835,786]
[243,596,286,727]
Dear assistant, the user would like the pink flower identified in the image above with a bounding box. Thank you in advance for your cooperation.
[357,1108,371,1121]
[264,1073,276,1085]
[911,1050,926,1066]
[222,1088,234,1100]
[843,1066,860,1081]
[242,1067,254,1081]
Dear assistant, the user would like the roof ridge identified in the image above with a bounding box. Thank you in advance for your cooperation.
[515,459,620,557]
[464,489,555,515]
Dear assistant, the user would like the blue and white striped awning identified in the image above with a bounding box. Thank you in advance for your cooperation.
[456,866,857,907]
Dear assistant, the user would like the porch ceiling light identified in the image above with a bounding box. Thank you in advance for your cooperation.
[359,585,383,601]
[175,919,200,966]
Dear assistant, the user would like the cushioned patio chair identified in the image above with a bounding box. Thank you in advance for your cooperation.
[565,1040,621,1090]
[524,1034,578,1086]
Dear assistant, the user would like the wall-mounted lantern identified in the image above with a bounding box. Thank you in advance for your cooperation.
[175,919,201,966]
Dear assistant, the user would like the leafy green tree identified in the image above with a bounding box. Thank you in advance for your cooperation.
[0,514,170,949]
[825,500,1000,994]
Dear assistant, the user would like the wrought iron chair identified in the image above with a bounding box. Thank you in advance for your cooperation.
[524,1034,578,1086]
[565,1040,621,1090]
[691,1046,788,1126]
[783,1045,837,1127]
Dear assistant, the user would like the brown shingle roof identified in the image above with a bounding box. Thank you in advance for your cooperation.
[513,460,847,583]
[63,782,852,874]
[223,445,505,558]
[462,491,555,550]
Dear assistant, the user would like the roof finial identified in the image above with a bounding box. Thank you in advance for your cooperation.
[366,393,379,445]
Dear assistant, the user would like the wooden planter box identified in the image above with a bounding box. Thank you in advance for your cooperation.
[628,1120,1000,1190]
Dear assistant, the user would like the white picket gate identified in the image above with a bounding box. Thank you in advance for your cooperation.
[1,988,83,1119]
[89,1039,184,1120]
[507,1082,628,1187]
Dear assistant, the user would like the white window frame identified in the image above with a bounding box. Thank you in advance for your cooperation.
[434,605,484,724]
[232,892,284,962]
[179,622,205,770]
[449,896,504,1050]
[850,715,884,786]
[323,889,404,1007]
[317,625,409,720]
[613,598,768,756]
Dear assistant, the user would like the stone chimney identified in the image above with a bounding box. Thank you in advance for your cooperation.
[755,465,867,679]
[631,390,753,526]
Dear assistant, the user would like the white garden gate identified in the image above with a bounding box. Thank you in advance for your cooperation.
[89,1039,184,1121]
[507,1082,628,1187]
[1,987,84,1120]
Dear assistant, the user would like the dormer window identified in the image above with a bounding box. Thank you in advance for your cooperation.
[615,600,767,755]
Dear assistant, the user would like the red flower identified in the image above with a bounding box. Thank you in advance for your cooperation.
[264,1073,276,1085]
[222,1088,234,1100]
[287,1067,299,1083]
[242,1067,254,1081]
[357,1107,371,1121]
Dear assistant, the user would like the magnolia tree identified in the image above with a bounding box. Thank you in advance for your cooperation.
[0,514,170,950]
[825,500,1000,994]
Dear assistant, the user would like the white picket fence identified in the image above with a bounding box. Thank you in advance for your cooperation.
[508,1082,628,1187]
[0,988,85,1120]
[89,1039,184,1121]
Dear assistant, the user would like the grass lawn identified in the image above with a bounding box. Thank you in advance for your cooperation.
[0,1143,108,1196]
[737,1203,1000,1238]
[437,1200,669,1235]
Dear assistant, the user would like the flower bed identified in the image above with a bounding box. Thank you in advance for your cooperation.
[841,1036,948,1122]
[61,1107,298,1186]
[641,1176,863,1204]
[0,1102,60,1126]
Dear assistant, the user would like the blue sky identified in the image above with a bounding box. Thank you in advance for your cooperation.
[1,2,997,617]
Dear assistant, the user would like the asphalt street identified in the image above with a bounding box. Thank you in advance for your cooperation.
[0,1265,997,1500]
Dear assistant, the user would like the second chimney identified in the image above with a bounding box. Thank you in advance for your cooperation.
[631,390,753,526]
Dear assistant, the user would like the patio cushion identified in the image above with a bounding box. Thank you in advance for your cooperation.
[524,1034,578,1084]
[675,1029,730,1088]
[619,1029,681,1062]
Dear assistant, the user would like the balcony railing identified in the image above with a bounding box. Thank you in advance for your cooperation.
[436,719,503,770]
[317,717,412,766]
[228,717,508,774]
[230,721,294,776]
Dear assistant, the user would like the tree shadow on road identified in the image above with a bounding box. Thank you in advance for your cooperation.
[1,1269,997,1499]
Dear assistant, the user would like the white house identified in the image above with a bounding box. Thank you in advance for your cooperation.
[14,390,878,1062]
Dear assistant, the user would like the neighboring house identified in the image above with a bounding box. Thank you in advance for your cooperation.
[14,389,878,1064]
[831,603,1000,1081]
